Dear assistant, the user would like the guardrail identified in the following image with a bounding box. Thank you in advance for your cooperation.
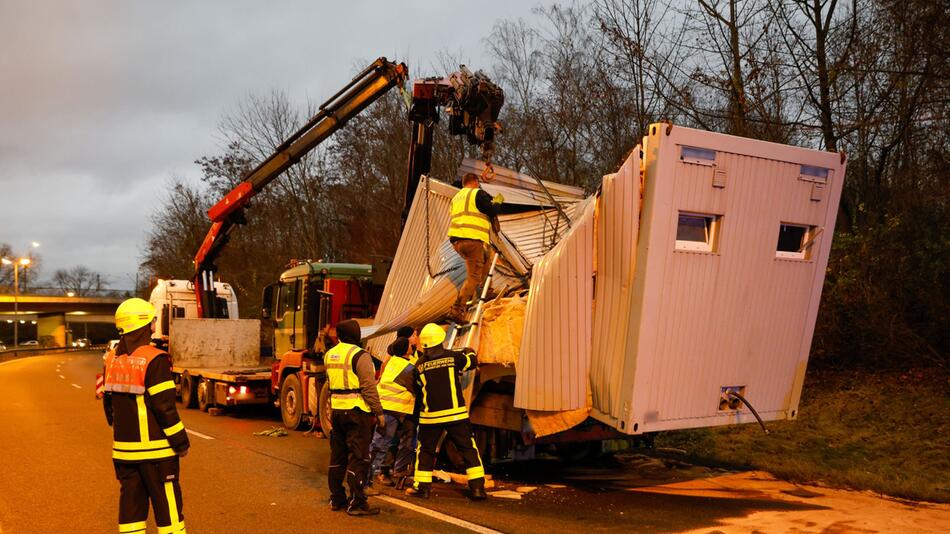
[0,345,106,363]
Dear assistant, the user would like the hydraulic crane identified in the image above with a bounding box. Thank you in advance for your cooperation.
[193,57,504,317]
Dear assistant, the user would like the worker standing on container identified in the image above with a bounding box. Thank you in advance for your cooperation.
[103,298,190,534]
[366,336,417,491]
[325,319,386,516]
[406,323,487,500]
[447,172,503,323]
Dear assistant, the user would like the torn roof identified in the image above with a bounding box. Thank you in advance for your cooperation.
[366,161,585,352]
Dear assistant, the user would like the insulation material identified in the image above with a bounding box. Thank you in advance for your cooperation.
[514,197,596,412]
[476,295,527,367]
[526,388,592,438]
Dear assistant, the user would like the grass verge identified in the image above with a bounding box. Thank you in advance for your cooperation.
[655,367,950,503]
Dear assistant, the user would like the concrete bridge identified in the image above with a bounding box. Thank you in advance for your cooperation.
[0,294,123,347]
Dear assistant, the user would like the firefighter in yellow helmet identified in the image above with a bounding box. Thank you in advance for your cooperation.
[406,323,487,500]
[103,298,189,533]
[446,172,502,323]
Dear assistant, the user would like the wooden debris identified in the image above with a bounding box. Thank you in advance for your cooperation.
[488,490,522,500]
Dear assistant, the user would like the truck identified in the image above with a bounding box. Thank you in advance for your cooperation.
[366,122,848,462]
[160,56,504,432]
[149,278,271,412]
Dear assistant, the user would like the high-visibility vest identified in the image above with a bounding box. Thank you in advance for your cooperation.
[377,356,415,415]
[325,342,371,412]
[104,345,164,394]
[447,187,490,243]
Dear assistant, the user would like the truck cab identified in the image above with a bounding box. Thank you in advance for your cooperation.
[149,279,239,348]
[260,260,382,431]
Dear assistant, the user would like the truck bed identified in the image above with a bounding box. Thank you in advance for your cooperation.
[171,365,271,383]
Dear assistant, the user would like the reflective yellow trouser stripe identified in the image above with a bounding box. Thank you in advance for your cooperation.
[467,438,485,480]
[413,440,430,489]
[147,380,176,396]
[113,448,177,461]
[163,420,185,437]
[136,395,149,442]
[160,481,185,533]
[119,520,147,533]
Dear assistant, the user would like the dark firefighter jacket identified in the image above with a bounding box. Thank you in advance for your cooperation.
[414,346,477,425]
[103,345,190,463]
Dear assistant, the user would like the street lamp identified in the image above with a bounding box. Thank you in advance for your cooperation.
[2,257,31,347]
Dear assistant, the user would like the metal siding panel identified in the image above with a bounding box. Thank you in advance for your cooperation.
[515,198,595,411]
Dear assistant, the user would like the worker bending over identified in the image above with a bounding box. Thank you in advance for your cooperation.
[103,298,190,534]
[447,172,502,323]
[407,323,487,500]
[325,319,386,516]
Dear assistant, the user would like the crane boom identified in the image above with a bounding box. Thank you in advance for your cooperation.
[194,57,408,317]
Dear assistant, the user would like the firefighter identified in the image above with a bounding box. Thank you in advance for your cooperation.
[103,298,189,534]
[406,323,487,501]
[366,336,417,491]
[325,319,385,516]
[447,172,503,323]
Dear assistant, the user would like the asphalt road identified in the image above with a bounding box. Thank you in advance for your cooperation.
[1,352,944,534]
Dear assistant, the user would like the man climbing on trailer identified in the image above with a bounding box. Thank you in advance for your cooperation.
[447,172,503,324]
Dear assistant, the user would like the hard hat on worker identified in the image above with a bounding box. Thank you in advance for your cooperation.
[419,323,446,349]
[115,298,156,335]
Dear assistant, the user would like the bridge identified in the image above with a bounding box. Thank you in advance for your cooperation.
[0,294,123,347]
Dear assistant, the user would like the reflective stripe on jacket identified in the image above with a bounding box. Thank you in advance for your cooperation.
[416,346,477,425]
[325,342,371,412]
[447,187,490,243]
[377,356,415,415]
[104,345,189,462]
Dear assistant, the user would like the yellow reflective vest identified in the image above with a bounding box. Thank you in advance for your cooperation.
[377,356,415,415]
[448,187,490,243]
[325,342,371,412]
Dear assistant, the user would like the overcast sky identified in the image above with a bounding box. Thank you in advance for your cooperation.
[0,1,546,290]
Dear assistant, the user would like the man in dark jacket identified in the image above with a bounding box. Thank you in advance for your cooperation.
[325,319,386,516]
[406,323,487,501]
[103,298,190,534]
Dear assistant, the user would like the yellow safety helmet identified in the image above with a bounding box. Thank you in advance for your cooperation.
[115,298,156,335]
[419,323,446,349]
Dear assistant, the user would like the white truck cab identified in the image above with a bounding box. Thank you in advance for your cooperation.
[149,279,239,345]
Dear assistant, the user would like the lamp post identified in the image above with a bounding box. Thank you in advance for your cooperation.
[2,257,31,347]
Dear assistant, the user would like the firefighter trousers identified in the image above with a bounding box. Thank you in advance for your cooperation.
[414,419,485,489]
[115,457,185,533]
[328,408,376,507]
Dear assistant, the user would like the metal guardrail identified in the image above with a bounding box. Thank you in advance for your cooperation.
[0,345,106,363]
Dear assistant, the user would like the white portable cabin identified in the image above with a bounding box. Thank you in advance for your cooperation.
[148,279,239,341]
[586,124,846,434]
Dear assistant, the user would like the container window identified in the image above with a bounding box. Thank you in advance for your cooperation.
[800,165,829,179]
[776,223,813,259]
[675,212,720,252]
[681,146,717,165]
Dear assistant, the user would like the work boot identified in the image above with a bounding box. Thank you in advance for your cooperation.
[405,483,431,499]
[364,484,380,496]
[329,498,348,512]
[346,501,381,516]
[375,473,394,487]
[468,479,488,501]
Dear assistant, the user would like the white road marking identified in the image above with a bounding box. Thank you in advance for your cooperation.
[59,374,65,379]
[71,384,81,389]
[186,429,214,440]
[376,495,503,534]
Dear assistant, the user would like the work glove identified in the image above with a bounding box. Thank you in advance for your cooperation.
[491,193,504,205]
[376,414,387,430]
[178,448,189,458]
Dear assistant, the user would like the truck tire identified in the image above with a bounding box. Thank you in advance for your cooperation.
[280,374,303,430]
[197,378,212,412]
[317,381,332,436]
[180,373,198,409]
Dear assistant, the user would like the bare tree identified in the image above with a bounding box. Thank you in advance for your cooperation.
[53,265,107,296]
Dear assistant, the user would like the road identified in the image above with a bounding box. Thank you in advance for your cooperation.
[1,351,946,533]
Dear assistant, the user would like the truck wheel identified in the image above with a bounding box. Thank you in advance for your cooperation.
[197,378,212,412]
[317,381,332,436]
[181,373,198,409]
[280,374,303,430]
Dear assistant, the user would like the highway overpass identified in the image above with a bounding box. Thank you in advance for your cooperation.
[0,294,123,347]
